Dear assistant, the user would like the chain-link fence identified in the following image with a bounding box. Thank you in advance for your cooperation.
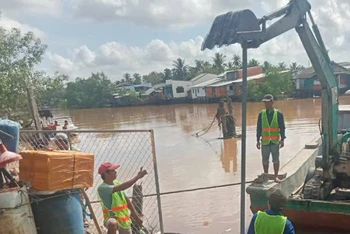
[19,129,164,234]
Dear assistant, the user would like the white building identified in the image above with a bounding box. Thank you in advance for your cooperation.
[165,80,192,98]
[190,78,223,99]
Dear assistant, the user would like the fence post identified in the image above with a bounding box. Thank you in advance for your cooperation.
[67,131,72,150]
[150,130,164,234]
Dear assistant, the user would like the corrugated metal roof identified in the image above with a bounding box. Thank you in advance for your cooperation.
[191,78,223,88]
[209,73,266,87]
[232,73,265,83]
[209,80,235,87]
[144,83,166,95]
[295,62,350,79]
[190,73,217,82]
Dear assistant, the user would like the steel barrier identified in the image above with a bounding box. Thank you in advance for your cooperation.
[19,129,163,234]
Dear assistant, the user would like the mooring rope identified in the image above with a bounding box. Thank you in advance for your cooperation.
[193,116,217,137]
[88,180,254,204]
[142,180,254,197]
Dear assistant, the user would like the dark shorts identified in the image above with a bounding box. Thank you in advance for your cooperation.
[261,143,280,164]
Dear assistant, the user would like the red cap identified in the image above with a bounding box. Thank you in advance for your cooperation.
[98,162,120,175]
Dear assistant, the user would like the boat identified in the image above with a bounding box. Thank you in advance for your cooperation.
[246,105,350,232]
[37,108,78,131]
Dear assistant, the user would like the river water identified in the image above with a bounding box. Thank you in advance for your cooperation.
[58,96,350,234]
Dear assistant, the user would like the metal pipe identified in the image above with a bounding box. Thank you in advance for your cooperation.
[150,130,164,234]
[240,42,248,234]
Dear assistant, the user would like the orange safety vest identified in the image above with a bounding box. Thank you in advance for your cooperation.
[99,181,132,228]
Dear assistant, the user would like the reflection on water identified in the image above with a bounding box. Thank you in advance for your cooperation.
[220,138,238,174]
[56,96,350,234]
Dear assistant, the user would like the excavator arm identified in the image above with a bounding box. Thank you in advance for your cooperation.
[201,0,339,171]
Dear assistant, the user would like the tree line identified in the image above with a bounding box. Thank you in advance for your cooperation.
[0,25,304,123]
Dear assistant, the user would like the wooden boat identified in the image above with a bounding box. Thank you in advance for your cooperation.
[246,105,350,232]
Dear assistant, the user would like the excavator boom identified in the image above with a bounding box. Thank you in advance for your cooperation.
[201,0,339,169]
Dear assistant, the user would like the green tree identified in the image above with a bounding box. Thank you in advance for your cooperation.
[36,72,68,108]
[247,80,260,101]
[202,61,216,74]
[263,61,273,72]
[172,58,189,80]
[278,62,287,70]
[142,71,164,85]
[132,73,142,85]
[65,72,115,108]
[163,68,172,81]
[194,60,204,74]
[0,27,47,121]
[232,55,242,68]
[123,73,132,84]
[248,59,260,67]
[212,52,226,74]
[226,62,235,70]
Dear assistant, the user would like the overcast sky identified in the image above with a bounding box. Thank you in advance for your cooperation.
[1,0,349,81]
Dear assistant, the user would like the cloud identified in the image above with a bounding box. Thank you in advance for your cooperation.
[3,0,348,82]
[71,0,253,28]
[0,0,62,16]
[0,15,46,39]
[45,28,345,82]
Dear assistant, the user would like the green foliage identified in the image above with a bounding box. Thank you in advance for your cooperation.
[172,58,189,80]
[0,27,47,121]
[247,66,294,101]
[142,71,164,85]
[248,59,260,67]
[65,72,116,109]
[36,72,68,108]
[212,52,226,74]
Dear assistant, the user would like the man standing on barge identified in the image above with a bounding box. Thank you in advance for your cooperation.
[256,94,286,183]
[98,162,147,234]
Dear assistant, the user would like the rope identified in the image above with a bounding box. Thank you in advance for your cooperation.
[142,180,254,197]
[89,180,254,204]
[193,116,217,137]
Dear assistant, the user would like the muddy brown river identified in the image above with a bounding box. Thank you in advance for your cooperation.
[57,96,350,234]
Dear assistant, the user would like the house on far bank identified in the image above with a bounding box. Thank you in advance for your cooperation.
[164,80,192,98]
[205,66,264,101]
[159,73,219,99]
[190,73,219,85]
[191,78,223,100]
[294,62,350,98]
[117,83,152,93]
[339,62,350,71]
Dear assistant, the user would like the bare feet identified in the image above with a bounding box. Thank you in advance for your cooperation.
[275,177,282,183]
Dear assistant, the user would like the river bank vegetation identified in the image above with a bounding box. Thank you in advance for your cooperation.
[0,26,302,122]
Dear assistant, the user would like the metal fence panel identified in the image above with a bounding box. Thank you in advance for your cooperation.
[19,130,163,234]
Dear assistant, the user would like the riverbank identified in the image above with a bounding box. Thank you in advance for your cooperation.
[107,95,318,108]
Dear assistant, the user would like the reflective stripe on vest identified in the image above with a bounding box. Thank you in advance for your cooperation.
[254,211,287,234]
[261,109,280,145]
[99,181,132,229]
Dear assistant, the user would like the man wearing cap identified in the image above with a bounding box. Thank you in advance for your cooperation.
[256,94,286,183]
[98,162,147,234]
[247,189,295,234]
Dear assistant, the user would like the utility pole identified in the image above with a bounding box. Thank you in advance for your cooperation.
[240,42,248,234]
